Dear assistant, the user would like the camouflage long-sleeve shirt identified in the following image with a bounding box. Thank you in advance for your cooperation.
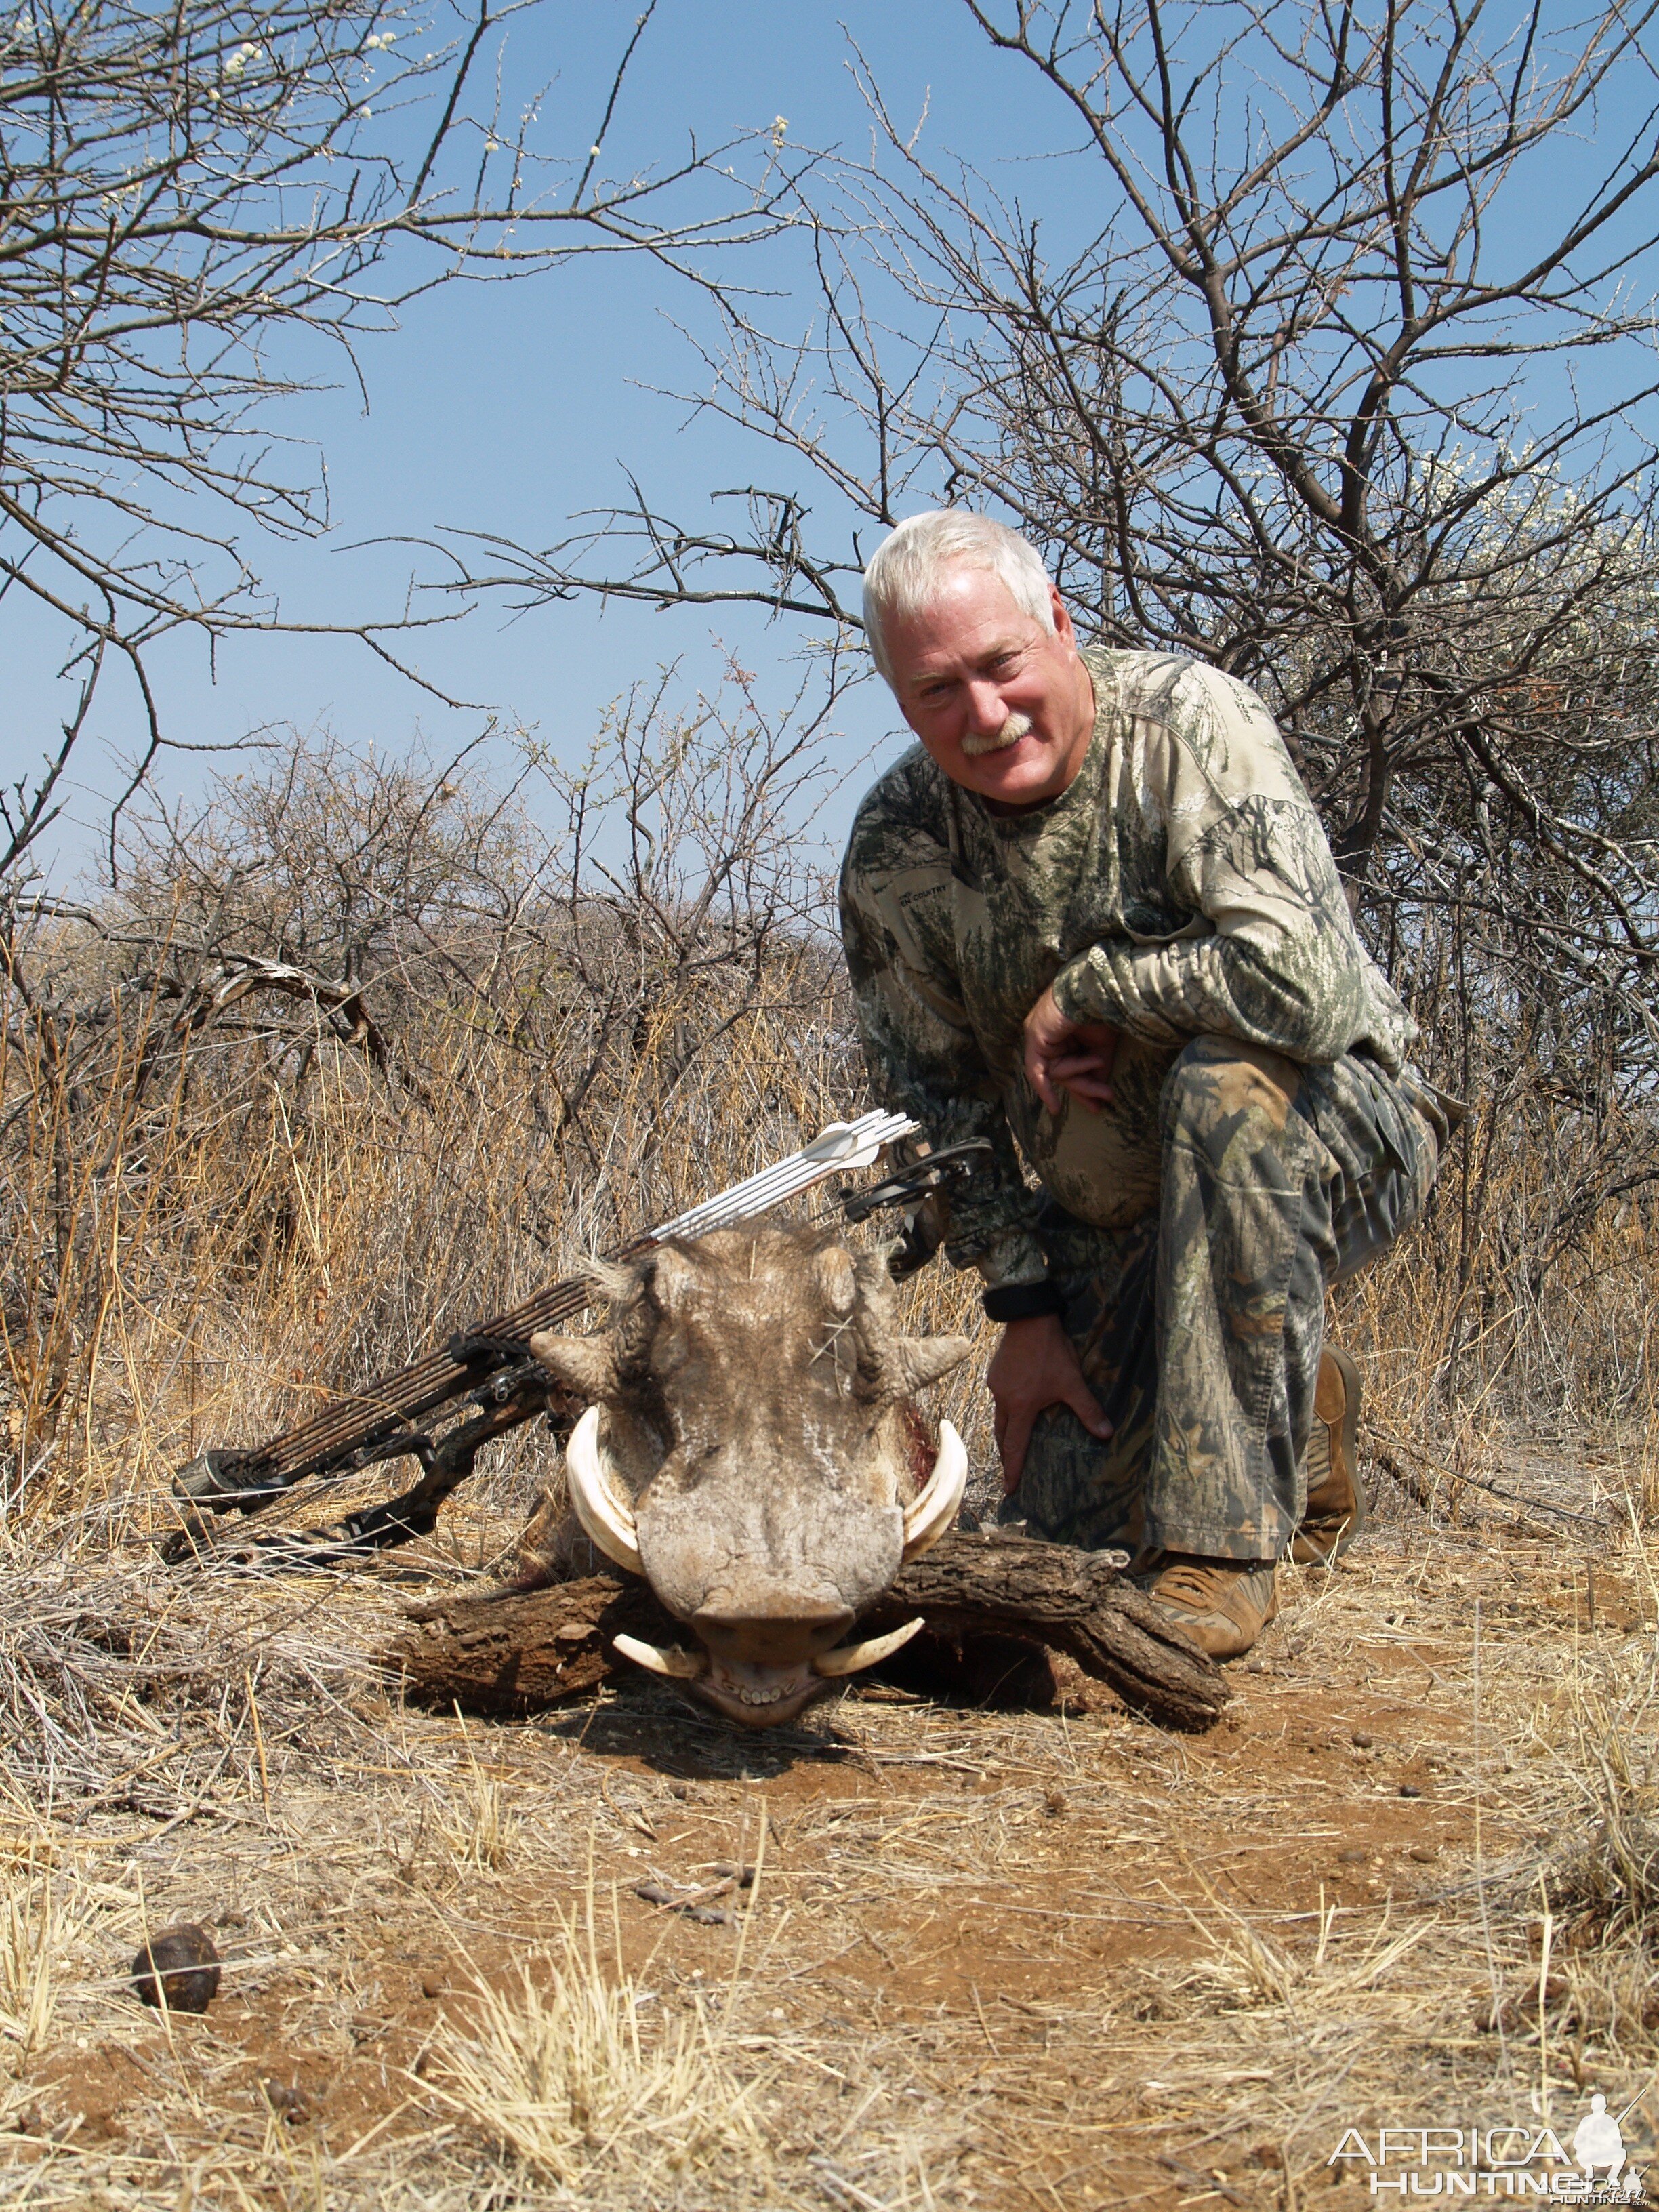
[839,647,1416,1286]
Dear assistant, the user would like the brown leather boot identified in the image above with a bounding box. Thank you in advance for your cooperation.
[1291,1345,1366,1566]
[1135,1552,1279,1660]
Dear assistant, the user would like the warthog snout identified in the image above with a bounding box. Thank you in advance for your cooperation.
[691,1588,856,1668]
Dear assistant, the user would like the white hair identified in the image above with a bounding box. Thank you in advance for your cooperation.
[861,511,1057,686]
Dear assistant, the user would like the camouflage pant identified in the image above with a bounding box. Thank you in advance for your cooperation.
[1000,1036,1450,1561]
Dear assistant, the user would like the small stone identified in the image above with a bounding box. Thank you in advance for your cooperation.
[1337,1847,1370,1864]
[419,1974,444,2001]
[633,1882,676,1907]
[712,1861,756,1887]
[1409,1844,1440,1864]
[262,2079,310,2125]
[1044,1788,1069,1818]
[1399,1783,1422,1799]
[1350,1731,1375,1749]
[687,1905,733,1927]
[131,1923,220,2013]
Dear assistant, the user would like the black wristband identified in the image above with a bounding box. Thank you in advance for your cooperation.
[983,1279,1065,1323]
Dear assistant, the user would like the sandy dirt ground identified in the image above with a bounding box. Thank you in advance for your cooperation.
[2,1451,1656,2211]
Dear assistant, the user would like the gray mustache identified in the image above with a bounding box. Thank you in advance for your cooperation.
[961,710,1033,758]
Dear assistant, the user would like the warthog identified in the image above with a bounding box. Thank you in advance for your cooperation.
[525,1223,972,1727]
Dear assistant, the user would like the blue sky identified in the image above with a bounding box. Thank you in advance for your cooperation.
[23,0,1659,884]
[26,0,1021,882]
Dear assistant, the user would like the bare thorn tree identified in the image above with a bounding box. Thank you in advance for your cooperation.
[0,0,805,887]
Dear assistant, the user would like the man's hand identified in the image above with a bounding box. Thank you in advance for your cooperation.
[1023,985,1120,1113]
[987,1314,1112,1496]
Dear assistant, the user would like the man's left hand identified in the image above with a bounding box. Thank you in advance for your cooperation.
[1023,985,1120,1113]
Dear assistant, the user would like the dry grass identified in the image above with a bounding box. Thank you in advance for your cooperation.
[0,1483,1646,2208]
[428,1889,774,2194]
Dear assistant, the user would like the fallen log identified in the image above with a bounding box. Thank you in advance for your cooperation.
[863,1530,1228,1733]
[393,1573,670,1711]
[388,1532,1229,1733]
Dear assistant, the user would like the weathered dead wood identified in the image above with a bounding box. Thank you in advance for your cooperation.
[873,1531,1228,1733]
[386,1532,1229,1733]
[393,1574,667,1712]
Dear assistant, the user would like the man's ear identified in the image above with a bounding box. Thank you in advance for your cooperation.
[1049,581,1076,646]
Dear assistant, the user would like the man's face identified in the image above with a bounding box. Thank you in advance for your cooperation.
[882,567,1097,807]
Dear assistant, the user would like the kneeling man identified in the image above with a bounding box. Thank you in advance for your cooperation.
[840,512,1452,1658]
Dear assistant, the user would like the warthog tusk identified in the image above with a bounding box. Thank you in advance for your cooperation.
[812,1615,926,1677]
[613,1633,708,1680]
[901,1420,968,1559]
[565,1405,644,1577]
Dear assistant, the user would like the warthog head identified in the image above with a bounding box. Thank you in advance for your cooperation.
[529,1224,972,1727]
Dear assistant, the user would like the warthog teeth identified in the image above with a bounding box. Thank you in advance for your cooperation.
[565,1406,644,1577]
[612,1633,708,1680]
[901,1420,968,1560]
[812,1615,927,1677]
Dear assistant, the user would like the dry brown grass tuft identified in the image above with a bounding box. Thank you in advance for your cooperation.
[429,1890,773,2195]
[1169,1866,1434,2013]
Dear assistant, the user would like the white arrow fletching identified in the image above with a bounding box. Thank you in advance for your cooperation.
[648,1110,918,1243]
[799,1121,886,1169]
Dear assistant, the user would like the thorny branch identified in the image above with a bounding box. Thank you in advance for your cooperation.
[0,0,808,887]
